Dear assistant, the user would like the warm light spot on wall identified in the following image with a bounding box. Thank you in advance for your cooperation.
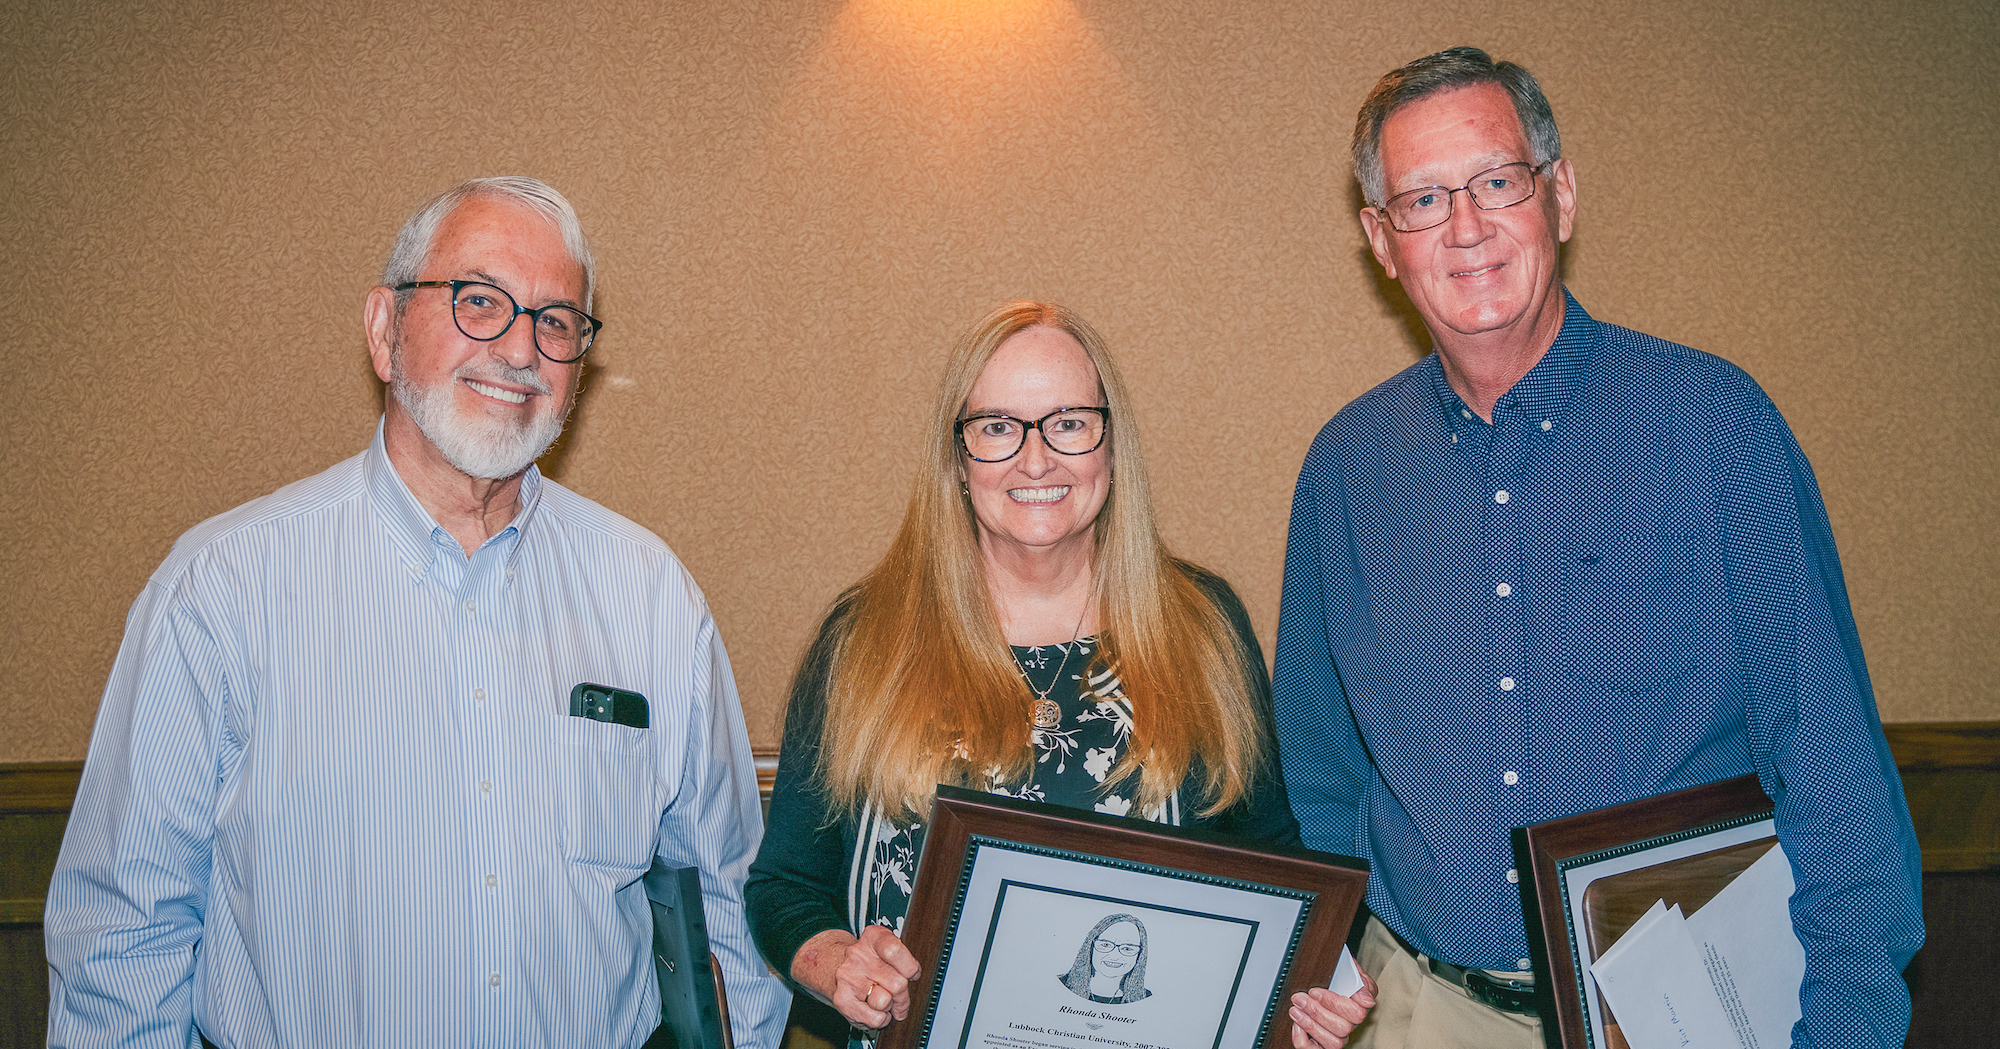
[827,0,1094,95]
[709,0,1183,317]
[791,0,1138,160]
[846,0,1074,42]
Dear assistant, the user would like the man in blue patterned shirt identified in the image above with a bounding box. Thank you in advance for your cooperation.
[46,178,789,1047]
[1272,48,1922,1048]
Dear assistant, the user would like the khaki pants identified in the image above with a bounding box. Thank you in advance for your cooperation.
[1348,916,1544,1049]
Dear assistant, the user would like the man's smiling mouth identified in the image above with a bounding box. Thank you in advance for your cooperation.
[465,379,528,404]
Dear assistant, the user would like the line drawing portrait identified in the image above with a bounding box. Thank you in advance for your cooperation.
[1059,912,1153,1004]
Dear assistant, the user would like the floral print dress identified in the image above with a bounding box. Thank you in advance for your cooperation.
[856,636,1183,942]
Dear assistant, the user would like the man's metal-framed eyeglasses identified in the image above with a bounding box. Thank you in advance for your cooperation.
[957,407,1110,464]
[395,280,603,363]
[1377,160,1554,233]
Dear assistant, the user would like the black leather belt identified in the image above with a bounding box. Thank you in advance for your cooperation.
[1382,927,1539,1016]
[1423,954,1539,1015]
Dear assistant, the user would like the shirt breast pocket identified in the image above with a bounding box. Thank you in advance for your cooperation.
[549,715,662,875]
[1557,534,1699,691]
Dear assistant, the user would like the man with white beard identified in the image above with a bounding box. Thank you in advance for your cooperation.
[45,178,790,1049]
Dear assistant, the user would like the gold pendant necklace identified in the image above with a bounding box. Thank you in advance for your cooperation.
[1027,650,1069,730]
[1018,601,1090,730]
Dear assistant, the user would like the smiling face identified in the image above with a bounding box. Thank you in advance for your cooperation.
[1092,921,1142,977]
[368,194,585,483]
[1359,82,1575,356]
[960,326,1111,570]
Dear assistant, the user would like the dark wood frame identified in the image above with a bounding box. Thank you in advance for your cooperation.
[1513,774,1776,1049]
[882,786,1369,1049]
[644,862,734,1049]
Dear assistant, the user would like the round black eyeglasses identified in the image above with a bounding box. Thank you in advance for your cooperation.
[396,280,603,363]
[957,407,1109,463]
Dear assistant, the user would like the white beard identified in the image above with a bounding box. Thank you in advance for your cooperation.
[390,341,572,481]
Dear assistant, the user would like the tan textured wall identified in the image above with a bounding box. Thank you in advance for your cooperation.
[3,0,1995,761]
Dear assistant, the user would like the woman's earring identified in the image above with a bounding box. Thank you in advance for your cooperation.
[961,482,970,495]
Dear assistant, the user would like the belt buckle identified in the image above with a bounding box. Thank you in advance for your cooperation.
[1462,969,1537,1015]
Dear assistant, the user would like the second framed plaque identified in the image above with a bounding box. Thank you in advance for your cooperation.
[881,786,1369,1049]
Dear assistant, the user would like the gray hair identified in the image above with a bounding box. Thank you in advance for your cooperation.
[381,176,596,310]
[1351,47,1561,207]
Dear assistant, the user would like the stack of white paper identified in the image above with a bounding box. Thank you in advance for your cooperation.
[1587,844,1804,1049]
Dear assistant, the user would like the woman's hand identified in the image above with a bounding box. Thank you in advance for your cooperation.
[1288,968,1378,1048]
[792,925,923,1029]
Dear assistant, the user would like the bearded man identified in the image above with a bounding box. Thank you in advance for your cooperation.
[45,178,789,1048]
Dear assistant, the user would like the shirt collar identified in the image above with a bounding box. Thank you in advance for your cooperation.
[506,465,544,571]
[363,418,546,580]
[1429,290,1597,432]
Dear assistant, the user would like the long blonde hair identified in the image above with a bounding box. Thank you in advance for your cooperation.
[814,302,1269,820]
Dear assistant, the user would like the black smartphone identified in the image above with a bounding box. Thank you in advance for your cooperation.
[569,682,649,729]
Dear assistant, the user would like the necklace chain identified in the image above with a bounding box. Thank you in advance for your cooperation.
[1014,598,1090,728]
[1019,640,1078,703]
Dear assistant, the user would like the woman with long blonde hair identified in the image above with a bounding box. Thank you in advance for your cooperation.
[746,302,1373,1047]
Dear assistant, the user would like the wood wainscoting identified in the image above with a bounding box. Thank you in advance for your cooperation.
[1886,722,2000,1047]
[0,762,80,1047]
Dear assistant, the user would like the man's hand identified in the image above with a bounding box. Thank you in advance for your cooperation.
[792,925,923,1029]
[1289,968,1378,1048]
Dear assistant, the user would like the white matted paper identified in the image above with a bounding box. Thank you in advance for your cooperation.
[922,840,1311,1049]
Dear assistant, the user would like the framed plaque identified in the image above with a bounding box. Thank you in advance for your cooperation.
[645,862,734,1049]
[880,786,1369,1049]
[1514,774,1777,1049]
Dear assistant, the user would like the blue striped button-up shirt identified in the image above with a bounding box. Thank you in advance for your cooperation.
[1272,294,1922,1047]
[47,422,789,1048]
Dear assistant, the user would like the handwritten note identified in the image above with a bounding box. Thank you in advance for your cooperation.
[1591,900,1738,1049]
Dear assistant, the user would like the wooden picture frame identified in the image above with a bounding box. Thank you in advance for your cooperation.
[1513,774,1777,1049]
[881,786,1369,1049]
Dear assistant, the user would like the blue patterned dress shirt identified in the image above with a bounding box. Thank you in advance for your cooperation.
[46,422,789,1048]
[1272,294,1922,1047]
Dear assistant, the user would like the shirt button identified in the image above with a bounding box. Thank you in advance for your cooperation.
[463,599,477,614]
[1540,419,1553,431]
[1461,408,1472,419]
[489,973,501,987]
[1506,868,1520,884]
[1500,677,1515,691]
[479,780,492,793]
[1495,582,1512,597]
[1494,490,1510,504]
[473,688,486,702]
[485,874,498,887]
[1518,959,1533,971]
[1503,770,1519,785]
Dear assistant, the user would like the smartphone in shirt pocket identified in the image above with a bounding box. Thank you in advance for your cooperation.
[571,682,649,728]
[554,683,659,872]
